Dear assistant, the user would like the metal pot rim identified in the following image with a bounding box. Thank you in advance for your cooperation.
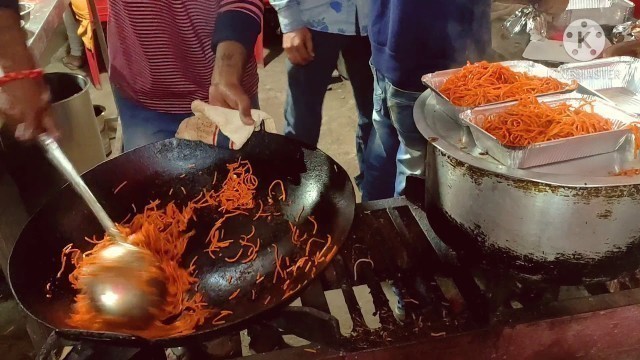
[44,72,90,105]
[414,91,640,188]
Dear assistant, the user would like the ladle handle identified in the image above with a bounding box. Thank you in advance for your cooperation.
[38,134,123,242]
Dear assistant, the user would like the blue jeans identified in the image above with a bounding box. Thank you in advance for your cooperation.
[361,66,426,201]
[114,88,259,151]
[284,30,373,188]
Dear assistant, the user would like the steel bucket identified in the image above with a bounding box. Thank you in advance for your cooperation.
[46,72,106,174]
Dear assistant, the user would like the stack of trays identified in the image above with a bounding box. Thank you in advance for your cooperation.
[421,60,577,124]
[559,56,640,116]
[422,59,640,169]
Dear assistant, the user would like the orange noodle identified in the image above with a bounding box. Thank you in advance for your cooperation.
[439,61,570,107]
[478,96,615,147]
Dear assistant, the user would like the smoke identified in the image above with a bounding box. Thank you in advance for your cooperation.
[445,0,493,68]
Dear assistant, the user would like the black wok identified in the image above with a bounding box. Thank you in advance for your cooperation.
[8,132,355,347]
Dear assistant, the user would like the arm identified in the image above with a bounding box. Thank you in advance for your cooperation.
[0,1,57,140]
[603,39,640,58]
[269,0,304,34]
[209,0,263,125]
[269,0,314,65]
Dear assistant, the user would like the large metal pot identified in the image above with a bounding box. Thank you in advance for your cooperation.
[45,72,106,173]
[414,91,640,284]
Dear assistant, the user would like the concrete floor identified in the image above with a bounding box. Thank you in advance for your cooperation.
[257,52,361,185]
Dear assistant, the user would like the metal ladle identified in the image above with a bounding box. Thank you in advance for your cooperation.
[38,134,166,328]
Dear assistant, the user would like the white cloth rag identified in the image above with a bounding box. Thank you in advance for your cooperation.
[176,100,272,149]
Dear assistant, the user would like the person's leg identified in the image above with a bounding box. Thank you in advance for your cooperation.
[284,30,346,146]
[361,66,399,202]
[113,89,191,151]
[341,36,374,189]
[63,7,84,69]
[386,84,426,197]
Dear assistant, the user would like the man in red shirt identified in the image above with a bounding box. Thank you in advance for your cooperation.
[108,0,264,150]
[0,0,264,151]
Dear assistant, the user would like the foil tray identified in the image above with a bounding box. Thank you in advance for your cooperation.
[421,61,577,124]
[559,56,640,116]
[459,94,637,169]
[414,90,640,184]
[557,0,634,26]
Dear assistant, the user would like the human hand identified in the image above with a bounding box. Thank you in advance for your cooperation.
[0,76,58,140]
[211,41,255,125]
[537,0,570,15]
[209,81,254,126]
[282,27,314,66]
[603,40,640,58]
[0,9,58,141]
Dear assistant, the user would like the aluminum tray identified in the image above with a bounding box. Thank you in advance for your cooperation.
[414,90,640,184]
[559,57,640,116]
[421,61,577,124]
[459,94,638,168]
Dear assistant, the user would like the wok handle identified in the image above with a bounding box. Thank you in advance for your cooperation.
[37,134,123,242]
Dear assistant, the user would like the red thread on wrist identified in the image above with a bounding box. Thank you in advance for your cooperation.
[0,69,44,86]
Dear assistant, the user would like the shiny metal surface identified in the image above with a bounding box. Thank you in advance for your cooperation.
[460,94,638,168]
[421,60,576,123]
[78,243,167,328]
[45,73,106,174]
[38,134,119,239]
[415,90,640,185]
[414,90,640,281]
[559,57,640,115]
[38,134,165,327]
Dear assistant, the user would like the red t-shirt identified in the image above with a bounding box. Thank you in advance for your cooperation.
[633,0,640,19]
[108,0,262,113]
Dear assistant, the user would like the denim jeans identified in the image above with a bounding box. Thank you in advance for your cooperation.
[114,88,259,151]
[283,30,373,188]
[361,66,426,201]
